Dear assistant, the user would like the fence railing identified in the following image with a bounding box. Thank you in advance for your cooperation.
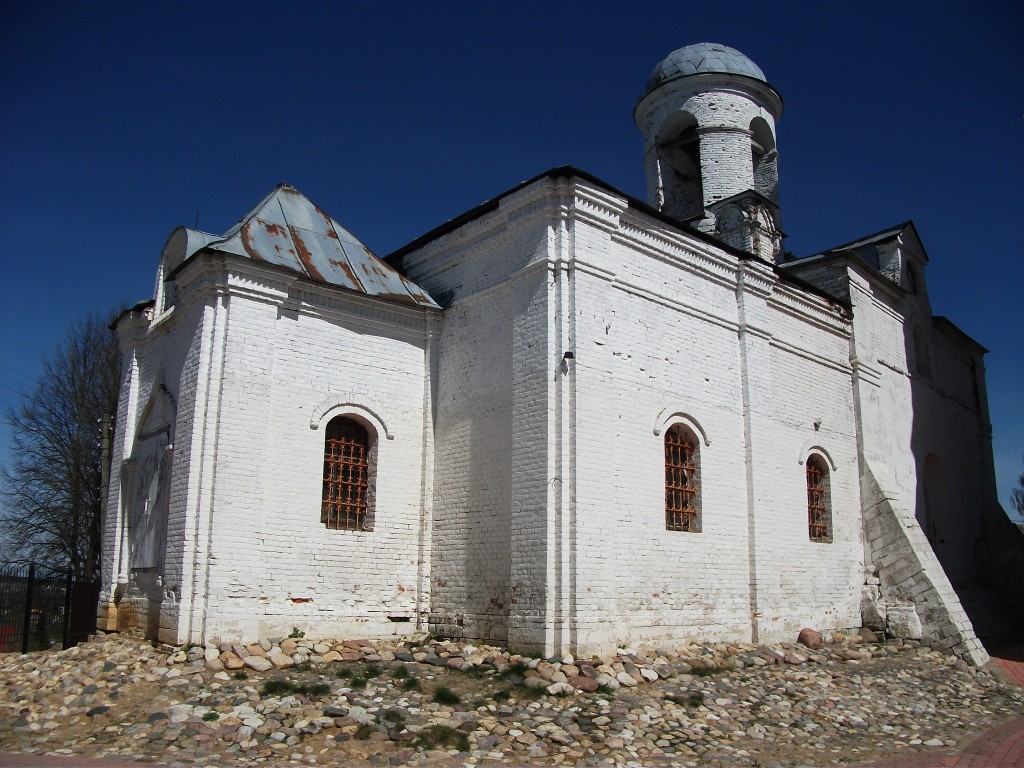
[0,562,100,653]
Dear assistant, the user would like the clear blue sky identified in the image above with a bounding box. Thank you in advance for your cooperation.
[1,2,1021,517]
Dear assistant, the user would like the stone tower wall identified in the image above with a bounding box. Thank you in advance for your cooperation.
[636,79,780,234]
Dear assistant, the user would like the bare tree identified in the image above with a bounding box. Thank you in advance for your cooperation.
[1013,457,1024,521]
[0,311,121,579]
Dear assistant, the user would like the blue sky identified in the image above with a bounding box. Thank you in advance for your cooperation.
[1,1,1021,517]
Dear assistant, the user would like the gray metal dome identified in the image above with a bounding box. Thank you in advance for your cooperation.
[645,42,766,93]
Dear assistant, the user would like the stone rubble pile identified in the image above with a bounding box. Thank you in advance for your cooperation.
[2,628,1021,768]
[172,626,914,696]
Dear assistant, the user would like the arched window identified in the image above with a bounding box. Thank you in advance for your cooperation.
[806,455,832,543]
[665,425,701,532]
[321,416,372,531]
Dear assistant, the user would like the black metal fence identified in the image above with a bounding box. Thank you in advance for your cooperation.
[0,562,100,653]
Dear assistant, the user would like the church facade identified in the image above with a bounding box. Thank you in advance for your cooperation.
[98,44,1017,665]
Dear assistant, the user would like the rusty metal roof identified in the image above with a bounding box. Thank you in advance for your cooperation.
[169,184,438,308]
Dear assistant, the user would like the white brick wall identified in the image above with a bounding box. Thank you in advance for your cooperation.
[100,167,997,665]
[397,175,864,658]
[103,253,437,645]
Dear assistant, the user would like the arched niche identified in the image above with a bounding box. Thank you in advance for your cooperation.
[123,387,175,571]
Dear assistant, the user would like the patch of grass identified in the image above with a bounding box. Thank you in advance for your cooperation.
[349,675,370,690]
[292,662,311,673]
[363,664,381,678]
[692,665,725,677]
[231,671,247,680]
[432,685,461,706]
[595,684,615,696]
[288,626,305,639]
[497,661,529,680]
[492,687,511,703]
[337,664,372,687]
[353,723,376,740]
[259,679,330,698]
[201,711,219,722]
[261,679,293,696]
[379,707,406,731]
[401,676,421,692]
[457,664,491,678]
[391,665,410,679]
[510,683,545,700]
[413,724,470,752]
[665,692,704,708]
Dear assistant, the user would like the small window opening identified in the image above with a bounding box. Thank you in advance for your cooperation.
[322,416,371,531]
[806,455,832,543]
[665,425,701,532]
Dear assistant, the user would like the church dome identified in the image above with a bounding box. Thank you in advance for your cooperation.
[645,42,766,94]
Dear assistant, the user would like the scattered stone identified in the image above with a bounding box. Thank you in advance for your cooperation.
[797,627,823,649]
[220,652,245,670]
[569,675,599,692]
[270,653,294,669]
[858,627,879,643]
[243,655,273,672]
[616,671,638,687]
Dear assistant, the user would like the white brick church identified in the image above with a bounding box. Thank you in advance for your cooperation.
[99,44,1019,665]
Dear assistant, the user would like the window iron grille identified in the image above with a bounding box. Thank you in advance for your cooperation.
[665,426,700,532]
[807,458,831,542]
[322,417,369,531]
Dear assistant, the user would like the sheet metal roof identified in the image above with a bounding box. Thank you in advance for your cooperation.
[165,184,438,308]
[645,43,767,94]
[812,221,926,269]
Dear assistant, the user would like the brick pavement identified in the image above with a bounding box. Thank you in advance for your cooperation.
[992,644,1024,689]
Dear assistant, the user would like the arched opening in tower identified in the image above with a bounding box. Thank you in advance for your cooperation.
[657,111,703,221]
[750,116,778,204]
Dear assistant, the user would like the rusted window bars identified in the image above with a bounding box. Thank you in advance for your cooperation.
[806,456,831,542]
[665,425,701,532]
[321,417,370,530]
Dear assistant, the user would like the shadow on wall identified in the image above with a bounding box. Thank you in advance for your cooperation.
[907,316,1024,646]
